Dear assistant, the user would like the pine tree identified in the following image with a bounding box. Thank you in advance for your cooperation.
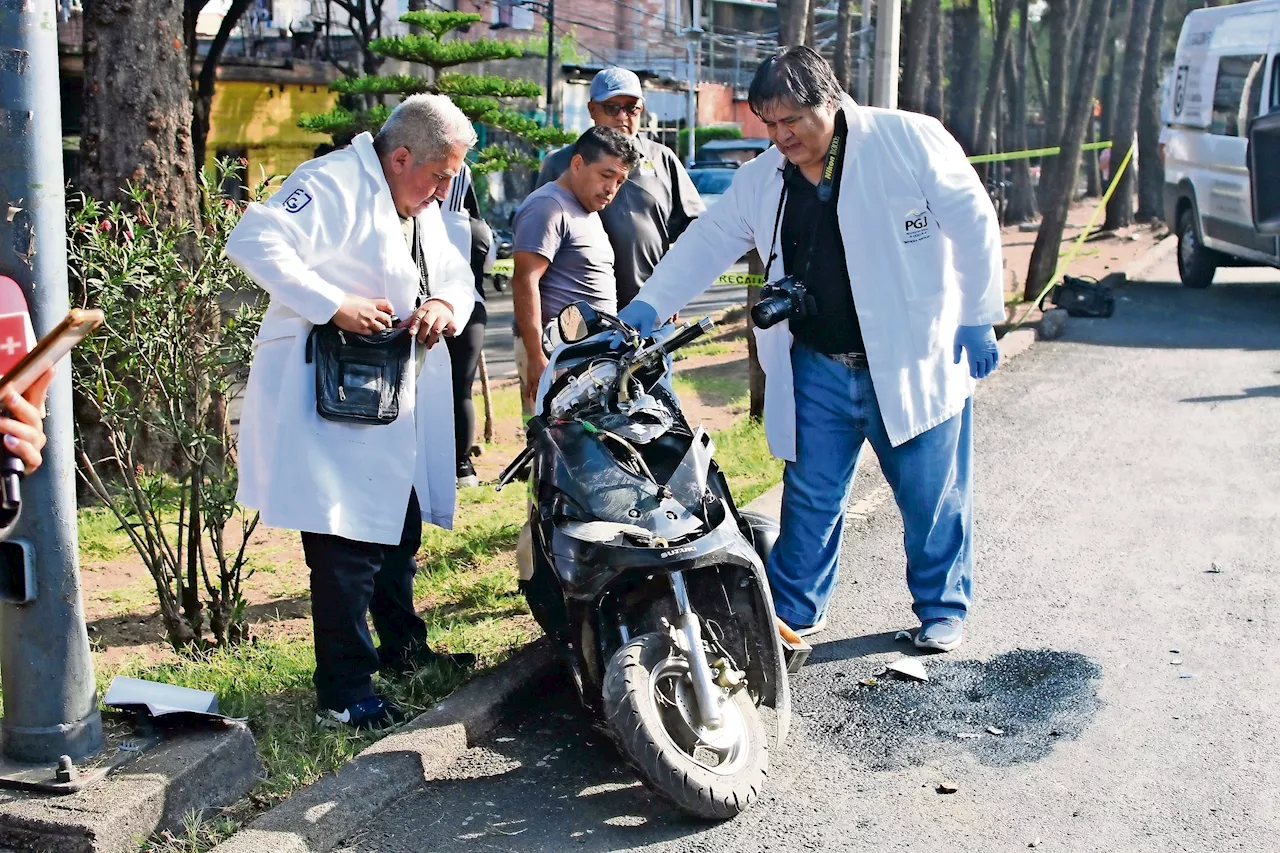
[299,11,576,174]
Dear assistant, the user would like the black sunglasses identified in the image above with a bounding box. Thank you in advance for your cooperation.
[600,103,644,117]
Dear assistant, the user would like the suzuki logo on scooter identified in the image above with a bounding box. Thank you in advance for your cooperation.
[660,546,697,559]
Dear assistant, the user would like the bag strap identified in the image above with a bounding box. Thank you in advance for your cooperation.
[412,216,431,307]
[762,178,788,283]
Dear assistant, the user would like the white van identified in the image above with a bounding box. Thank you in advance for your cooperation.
[1162,0,1280,287]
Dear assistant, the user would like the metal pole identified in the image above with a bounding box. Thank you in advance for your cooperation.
[685,0,701,165]
[857,0,872,105]
[0,0,103,763]
[545,0,556,127]
[872,0,900,108]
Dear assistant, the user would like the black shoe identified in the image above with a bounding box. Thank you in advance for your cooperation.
[457,458,479,488]
[379,644,477,678]
[315,695,406,731]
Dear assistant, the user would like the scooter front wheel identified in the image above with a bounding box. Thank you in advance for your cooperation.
[602,632,768,819]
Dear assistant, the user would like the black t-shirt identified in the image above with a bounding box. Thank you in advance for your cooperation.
[780,114,864,355]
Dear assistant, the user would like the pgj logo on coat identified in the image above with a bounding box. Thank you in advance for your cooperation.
[283,188,313,214]
[902,208,933,244]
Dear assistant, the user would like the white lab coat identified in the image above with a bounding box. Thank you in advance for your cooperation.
[637,99,1004,460]
[226,132,476,545]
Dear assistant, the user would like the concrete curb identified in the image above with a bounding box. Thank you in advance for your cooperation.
[0,724,260,853]
[208,639,557,853]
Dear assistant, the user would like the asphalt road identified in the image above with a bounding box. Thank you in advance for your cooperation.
[336,250,1280,853]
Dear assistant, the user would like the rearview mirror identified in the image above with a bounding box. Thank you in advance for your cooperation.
[1247,113,1280,236]
[558,302,601,343]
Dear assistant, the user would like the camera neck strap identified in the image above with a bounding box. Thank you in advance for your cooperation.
[761,125,843,284]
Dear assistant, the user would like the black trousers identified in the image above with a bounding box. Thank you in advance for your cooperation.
[300,491,427,710]
[445,301,487,467]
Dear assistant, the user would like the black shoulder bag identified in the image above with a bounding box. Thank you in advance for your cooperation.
[305,218,431,425]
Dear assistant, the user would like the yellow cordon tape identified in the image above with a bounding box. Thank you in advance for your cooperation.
[1008,141,1136,332]
[489,140,1121,292]
[966,139,1113,165]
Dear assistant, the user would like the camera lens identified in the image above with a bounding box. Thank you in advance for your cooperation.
[751,296,793,329]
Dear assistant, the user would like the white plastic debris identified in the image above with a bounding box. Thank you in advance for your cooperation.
[886,656,929,682]
[986,726,1004,736]
[895,630,914,642]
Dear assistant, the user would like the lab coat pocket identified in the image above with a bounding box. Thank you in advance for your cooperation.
[888,196,945,304]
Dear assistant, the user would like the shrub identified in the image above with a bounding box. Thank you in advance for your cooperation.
[68,162,266,651]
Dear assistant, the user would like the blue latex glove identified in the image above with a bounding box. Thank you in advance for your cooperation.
[611,299,659,349]
[953,324,1000,379]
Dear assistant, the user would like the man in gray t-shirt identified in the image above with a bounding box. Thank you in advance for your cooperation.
[536,67,704,309]
[512,125,640,411]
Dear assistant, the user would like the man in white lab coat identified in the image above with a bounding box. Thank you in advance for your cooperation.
[619,48,1004,652]
[227,94,479,730]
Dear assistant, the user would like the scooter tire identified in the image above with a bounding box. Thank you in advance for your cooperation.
[602,632,768,820]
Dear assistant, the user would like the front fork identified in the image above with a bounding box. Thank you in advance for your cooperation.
[668,570,724,729]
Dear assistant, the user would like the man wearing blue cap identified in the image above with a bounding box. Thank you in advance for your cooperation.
[536,67,704,309]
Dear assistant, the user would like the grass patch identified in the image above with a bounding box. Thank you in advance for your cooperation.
[78,506,137,563]
[674,340,737,360]
[111,634,483,853]
[710,417,783,505]
[671,371,749,410]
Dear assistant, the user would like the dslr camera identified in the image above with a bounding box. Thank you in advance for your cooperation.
[751,275,818,330]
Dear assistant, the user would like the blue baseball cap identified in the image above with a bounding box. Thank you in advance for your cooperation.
[589,67,643,103]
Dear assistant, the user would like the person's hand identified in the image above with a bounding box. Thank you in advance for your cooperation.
[406,299,456,348]
[953,324,999,379]
[523,346,549,407]
[611,300,659,349]
[0,366,54,475]
[332,295,395,334]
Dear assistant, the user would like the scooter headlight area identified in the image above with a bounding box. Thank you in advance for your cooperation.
[500,302,792,821]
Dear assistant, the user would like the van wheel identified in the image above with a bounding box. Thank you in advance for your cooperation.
[1177,209,1218,289]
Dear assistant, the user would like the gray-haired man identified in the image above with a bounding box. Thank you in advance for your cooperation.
[536,67,704,309]
[228,94,479,731]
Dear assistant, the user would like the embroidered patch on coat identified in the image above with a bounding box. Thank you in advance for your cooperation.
[282,188,313,214]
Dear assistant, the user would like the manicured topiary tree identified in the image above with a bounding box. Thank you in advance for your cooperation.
[299,11,576,173]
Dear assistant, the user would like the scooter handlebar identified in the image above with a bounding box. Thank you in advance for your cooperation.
[658,317,715,358]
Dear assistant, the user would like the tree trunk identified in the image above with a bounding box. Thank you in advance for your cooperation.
[82,0,200,226]
[778,0,812,46]
[926,8,946,118]
[975,0,1018,155]
[806,0,816,46]
[1136,0,1167,222]
[1085,110,1103,196]
[949,0,983,152]
[1103,0,1155,229]
[1026,0,1112,299]
[191,0,253,176]
[1005,0,1039,223]
[1027,25,1050,117]
[1040,0,1078,202]
[903,0,939,112]
[835,0,856,93]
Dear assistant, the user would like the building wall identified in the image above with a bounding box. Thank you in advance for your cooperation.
[205,79,338,181]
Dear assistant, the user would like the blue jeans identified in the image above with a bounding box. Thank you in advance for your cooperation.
[766,343,973,628]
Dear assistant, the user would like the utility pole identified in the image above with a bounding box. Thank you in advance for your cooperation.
[858,0,873,104]
[0,0,103,763]
[684,0,702,165]
[545,0,556,127]
[872,0,900,108]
